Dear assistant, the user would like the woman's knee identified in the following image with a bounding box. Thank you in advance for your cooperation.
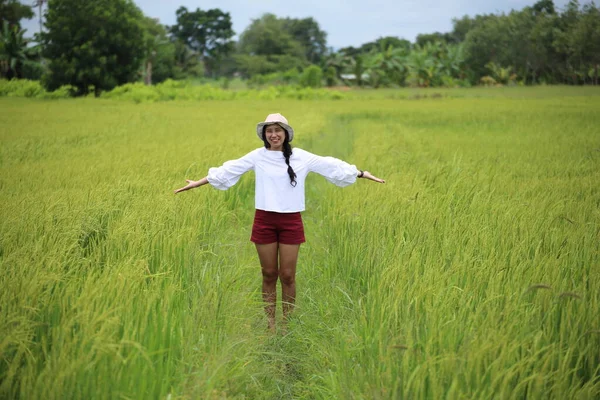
[279,269,296,286]
[262,268,278,284]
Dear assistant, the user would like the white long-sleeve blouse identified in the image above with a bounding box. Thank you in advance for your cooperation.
[207,147,359,212]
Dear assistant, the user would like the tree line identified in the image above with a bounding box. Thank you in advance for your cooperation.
[0,0,598,95]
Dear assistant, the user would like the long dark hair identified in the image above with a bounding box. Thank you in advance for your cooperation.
[262,126,297,187]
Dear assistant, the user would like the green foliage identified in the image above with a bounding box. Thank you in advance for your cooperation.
[325,51,353,78]
[479,75,497,86]
[415,31,454,46]
[169,6,234,77]
[39,83,75,98]
[563,2,600,84]
[41,0,145,95]
[333,38,467,89]
[234,53,305,77]
[340,36,411,58]
[98,79,342,102]
[282,67,300,85]
[485,62,517,85]
[236,14,326,76]
[0,78,347,101]
[299,64,322,88]
[140,16,176,85]
[238,14,303,58]
[459,1,600,85]
[282,16,327,64]
[450,15,480,43]
[19,58,44,80]
[405,43,441,87]
[0,77,42,96]
[351,54,366,87]
[0,0,34,28]
[364,44,408,87]
[533,0,556,15]
[0,20,39,79]
[172,39,204,80]
[0,78,72,97]
[324,66,337,87]
[245,68,302,88]
[247,72,279,88]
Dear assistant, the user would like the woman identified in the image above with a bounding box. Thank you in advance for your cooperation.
[175,113,385,332]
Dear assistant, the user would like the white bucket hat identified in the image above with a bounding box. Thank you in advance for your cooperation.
[256,113,294,142]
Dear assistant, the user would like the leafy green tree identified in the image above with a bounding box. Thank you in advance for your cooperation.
[533,0,556,15]
[0,0,33,29]
[169,6,234,76]
[236,13,330,76]
[528,9,560,83]
[416,32,453,46]
[338,45,361,58]
[450,16,476,43]
[0,1,38,78]
[236,14,309,76]
[329,0,599,86]
[340,36,410,57]
[172,39,204,79]
[463,14,512,82]
[564,1,600,84]
[237,14,304,58]
[324,51,353,78]
[284,17,327,64]
[141,17,175,84]
[41,0,145,95]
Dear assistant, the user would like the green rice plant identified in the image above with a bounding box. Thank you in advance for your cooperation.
[0,78,44,97]
[1,88,599,399]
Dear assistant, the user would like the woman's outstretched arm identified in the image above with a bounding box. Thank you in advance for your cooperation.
[174,148,260,194]
[174,177,209,194]
[358,170,385,183]
[300,148,386,186]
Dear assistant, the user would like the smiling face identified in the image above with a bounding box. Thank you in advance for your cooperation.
[264,124,286,151]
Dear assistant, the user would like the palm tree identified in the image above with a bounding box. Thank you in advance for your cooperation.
[324,51,352,79]
[439,43,466,79]
[173,40,203,78]
[485,61,513,84]
[406,45,437,87]
[349,54,365,87]
[363,45,407,87]
[0,21,38,79]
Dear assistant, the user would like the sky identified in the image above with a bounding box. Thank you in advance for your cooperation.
[21,0,571,49]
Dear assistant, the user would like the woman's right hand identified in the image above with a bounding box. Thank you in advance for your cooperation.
[174,179,203,194]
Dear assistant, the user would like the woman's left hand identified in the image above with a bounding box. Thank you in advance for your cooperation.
[362,171,385,183]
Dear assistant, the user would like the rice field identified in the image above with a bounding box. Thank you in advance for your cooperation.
[1,87,599,399]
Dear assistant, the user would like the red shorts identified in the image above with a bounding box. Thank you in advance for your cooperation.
[250,209,306,245]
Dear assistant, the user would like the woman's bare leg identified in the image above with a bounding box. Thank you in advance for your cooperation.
[255,242,279,332]
[278,243,300,322]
